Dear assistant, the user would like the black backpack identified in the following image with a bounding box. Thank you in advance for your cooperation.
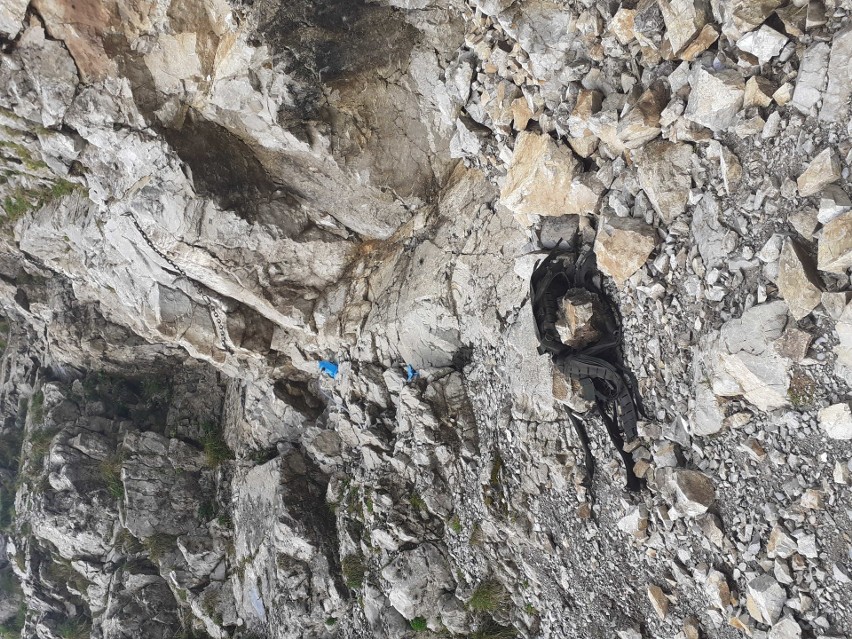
[530,244,642,492]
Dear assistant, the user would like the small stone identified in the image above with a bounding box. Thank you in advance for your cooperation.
[500,132,604,226]
[683,616,701,639]
[776,238,822,320]
[817,185,851,224]
[617,80,668,149]
[555,290,603,348]
[568,89,603,158]
[657,468,715,517]
[767,526,798,559]
[817,211,852,274]
[744,76,775,108]
[833,461,850,484]
[593,216,657,285]
[648,584,669,619]
[737,25,788,64]
[773,328,811,362]
[728,615,752,635]
[697,514,725,548]
[705,569,732,610]
[769,616,802,639]
[684,67,745,132]
[610,7,636,45]
[679,23,719,61]
[511,97,533,131]
[773,82,793,106]
[746,574,786,625]
[818,403,852,440]
[800,488,823,510]
[741,437,767,462]
[797,148,841,197]
[618,504,649,540]
[788,209,819,240]
[636,139,693,223]
[797,534,818,558]
[658,0,709,54]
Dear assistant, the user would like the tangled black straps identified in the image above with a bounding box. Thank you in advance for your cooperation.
[530,246,641,492]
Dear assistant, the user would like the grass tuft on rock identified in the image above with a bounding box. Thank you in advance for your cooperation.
[469,579,508,612]
[99,454,124,500]
[341,553,366,589]
[409,617,428,631]
[143,533,177,562]
[200,422,233,467]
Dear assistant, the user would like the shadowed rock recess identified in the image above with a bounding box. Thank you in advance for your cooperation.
[2,0,852,638]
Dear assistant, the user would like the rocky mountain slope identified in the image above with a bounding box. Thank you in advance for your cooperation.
[1,0,852,638]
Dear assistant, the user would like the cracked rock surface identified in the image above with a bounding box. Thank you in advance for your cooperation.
[2,1,852,639]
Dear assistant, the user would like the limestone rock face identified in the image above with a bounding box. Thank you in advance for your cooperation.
[3,2,852,639]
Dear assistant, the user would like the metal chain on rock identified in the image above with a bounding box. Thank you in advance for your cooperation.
[122,212,233,354]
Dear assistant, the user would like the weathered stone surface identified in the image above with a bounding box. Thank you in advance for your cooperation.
[769,616,802,639]
[746,574,786,625]
[818,403,852,440]
[737,25,788,64]
[0,0,27,38]
[647,584,669,619]
[381,543,456,624]
[636,140,693,223]
[684,67,745,132]
[818,210,852,274]
[658,0,709,54]
[711,302,791,411]
[593,216,657,285]
[500,132,604,226]
[798,148,841,197]
[617,81,668,149]
[792,42,830,114]
[821,23,852,123]
[776,238,822,320]
[657,468,716,517]
[555,289,603,348]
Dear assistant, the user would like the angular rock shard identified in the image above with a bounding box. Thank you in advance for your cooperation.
[776,238,822,320]
[636,139,694,224]
[797,148,841,197]
[684,67,745,132]
[818,210,852,274]
[593,216,657,285]
[500,131,604,226]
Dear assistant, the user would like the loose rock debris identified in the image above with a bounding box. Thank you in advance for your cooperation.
[1,0,852,638]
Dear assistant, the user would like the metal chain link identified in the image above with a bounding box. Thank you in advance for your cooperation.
[122,212,233,353]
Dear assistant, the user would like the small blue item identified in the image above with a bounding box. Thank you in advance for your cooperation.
[405,364,419,382]
[319,360,338,379]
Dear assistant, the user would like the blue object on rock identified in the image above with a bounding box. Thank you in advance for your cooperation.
[405,364,419,382]
[319,360,339,379]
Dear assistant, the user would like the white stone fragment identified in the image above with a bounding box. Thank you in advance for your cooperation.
[818,403,852,440]
[737,25,788,64]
